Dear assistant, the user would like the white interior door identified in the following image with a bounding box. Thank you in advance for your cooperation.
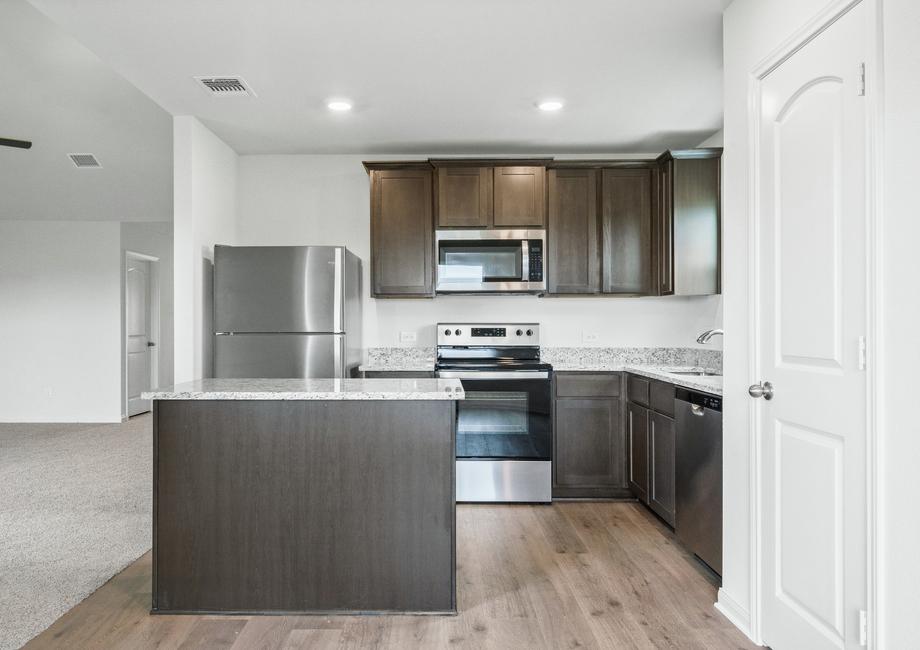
[126,258,152,416]
[756,3,867,649]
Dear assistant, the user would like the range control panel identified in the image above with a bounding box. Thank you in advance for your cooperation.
[438,323,540,346]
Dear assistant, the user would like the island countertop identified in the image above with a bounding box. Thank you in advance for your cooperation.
[142,377,465,401]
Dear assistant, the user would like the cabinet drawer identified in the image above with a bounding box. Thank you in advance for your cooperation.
[627,374,650,406]
[363,371,435,379]
[556,373,621,398]
[649,380,675,416]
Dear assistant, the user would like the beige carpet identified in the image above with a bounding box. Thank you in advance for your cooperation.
[0,415,152,650]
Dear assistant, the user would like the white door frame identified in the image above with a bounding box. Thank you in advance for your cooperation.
[746,0,883,646]
[124,250,160,418]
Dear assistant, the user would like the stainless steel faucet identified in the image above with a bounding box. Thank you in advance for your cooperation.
[696,329,723,344]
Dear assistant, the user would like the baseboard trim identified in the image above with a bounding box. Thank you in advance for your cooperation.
[715,588,759,645]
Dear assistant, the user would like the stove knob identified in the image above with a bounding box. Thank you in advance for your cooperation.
[455,329,461,336]
[444,329,451,336]
[526,329,534,336]
[516,329,523,336]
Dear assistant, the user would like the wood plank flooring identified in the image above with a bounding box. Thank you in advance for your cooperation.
[26,502,755,649]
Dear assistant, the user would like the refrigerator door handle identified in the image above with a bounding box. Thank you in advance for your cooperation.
[333,247,344,333]
[334,335,344,378]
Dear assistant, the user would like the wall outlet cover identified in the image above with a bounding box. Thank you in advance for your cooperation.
[582,332,599,344]
[399,331,418,343]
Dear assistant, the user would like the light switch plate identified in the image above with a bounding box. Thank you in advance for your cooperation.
[582,331,599,344]
[399,331,417,343]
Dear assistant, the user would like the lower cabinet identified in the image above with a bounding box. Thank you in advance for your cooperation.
[627,402,650,503]
[648,410,676,526]
[552,372,629,498]
[627,374,676,527]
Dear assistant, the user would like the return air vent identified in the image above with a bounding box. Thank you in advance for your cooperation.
[68,153,101,168]
[194,76,255,97]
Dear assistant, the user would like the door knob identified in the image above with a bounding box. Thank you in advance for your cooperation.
[748,381,774,400]
[147,341,157,347]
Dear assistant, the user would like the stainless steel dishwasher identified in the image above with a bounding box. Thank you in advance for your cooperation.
[675,387,722,575]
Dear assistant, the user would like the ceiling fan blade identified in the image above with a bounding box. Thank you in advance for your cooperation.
[0,137,33,149]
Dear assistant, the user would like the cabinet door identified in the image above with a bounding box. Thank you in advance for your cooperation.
[370,168,434,297]
[436,167,492,228]
[648,411,676,526]
[672,157,721,295]
[555,398,625,489]
[493,166,546,227]
[655,160,675,295]
[627,402,650,503]
[547,168,599,294]
[601,168,653,294]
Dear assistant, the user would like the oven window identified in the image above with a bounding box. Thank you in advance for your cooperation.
[455,382,551,460]
[438,241,522,282]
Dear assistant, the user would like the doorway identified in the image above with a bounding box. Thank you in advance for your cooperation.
[750,1,875,648]
[125,251,159,417]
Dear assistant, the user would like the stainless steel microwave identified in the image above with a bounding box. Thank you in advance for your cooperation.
[435,229,546,293]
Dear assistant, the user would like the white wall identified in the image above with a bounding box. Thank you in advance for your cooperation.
[0,221,122,422]
[237,154,722,349]
[877,0,920,645]
[120,222,174,404]
[723,0,919,645]
[173,116,237,382]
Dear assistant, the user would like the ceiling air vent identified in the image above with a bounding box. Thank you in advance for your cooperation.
[194,76,255,97]
[68,153,101,168]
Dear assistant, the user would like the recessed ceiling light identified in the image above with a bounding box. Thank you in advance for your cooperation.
[537,100,564,112]
[327,100,353,112]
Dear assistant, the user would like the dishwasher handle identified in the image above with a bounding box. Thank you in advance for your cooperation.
[690,404,705,416]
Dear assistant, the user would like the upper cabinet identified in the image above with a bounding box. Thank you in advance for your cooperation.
[654,149,722,296]
[547,168,599,294]
[601,168,654,295]
[367,163,434,298]
[433,163,547,229]
[436,166,493,228]
[493,166,546,228]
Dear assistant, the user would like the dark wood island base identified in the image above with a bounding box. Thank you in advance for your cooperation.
[149,385,460,616]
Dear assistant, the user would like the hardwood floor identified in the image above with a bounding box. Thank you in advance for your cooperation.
[26,502,754,649]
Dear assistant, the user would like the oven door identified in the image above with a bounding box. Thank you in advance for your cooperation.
[437,370,551,461]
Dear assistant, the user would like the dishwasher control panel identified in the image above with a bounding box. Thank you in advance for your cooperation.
[675,387,722,412]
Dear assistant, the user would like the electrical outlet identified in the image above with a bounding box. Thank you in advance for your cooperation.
[582,331,599,344]
[399,331,417,344]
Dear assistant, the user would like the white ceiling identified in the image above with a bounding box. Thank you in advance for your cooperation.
[27,0,727,155]
[0,1,173,221]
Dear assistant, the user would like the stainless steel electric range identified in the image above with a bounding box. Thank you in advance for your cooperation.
[436,323,552,503]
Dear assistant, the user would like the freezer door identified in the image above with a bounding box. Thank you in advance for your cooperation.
[214,245,343,333]
[214,334,345,378]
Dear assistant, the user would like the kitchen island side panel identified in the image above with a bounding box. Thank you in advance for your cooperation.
[152,399,455,614]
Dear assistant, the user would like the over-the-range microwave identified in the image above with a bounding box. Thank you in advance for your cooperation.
[435,229,546,293]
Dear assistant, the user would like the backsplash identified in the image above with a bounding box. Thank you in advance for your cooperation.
[541,347,722,371]
[362,346,722,372]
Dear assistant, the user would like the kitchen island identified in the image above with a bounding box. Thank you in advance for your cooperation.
[143,378,464,615]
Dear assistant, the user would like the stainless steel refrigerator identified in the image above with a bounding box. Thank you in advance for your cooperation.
[213,245,362,378]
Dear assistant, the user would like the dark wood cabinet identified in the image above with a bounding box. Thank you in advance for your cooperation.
[494,166,546,227]
[601,168,653,294]
[436,166,492,228]
[627,373,677,527]
[547,168,599,294]
[648,410,676,526]
[654,149,721,296]
[553,372,628,498]
[368,164,434,297]
[627,401,650,503]
[362,371,435,379]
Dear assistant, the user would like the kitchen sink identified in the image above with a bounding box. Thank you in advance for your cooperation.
[668,370,722,377]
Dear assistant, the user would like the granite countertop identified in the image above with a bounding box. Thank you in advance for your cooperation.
[358,346,722,395]
[142,378,465,401]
